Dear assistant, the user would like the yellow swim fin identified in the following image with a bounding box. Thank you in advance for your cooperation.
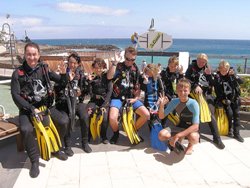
[122,106,134,144]
[190,92,211,123]
[32,106,62,161]
[167,113,180,126]
[32,115,51,161]
[127,105,141,144]
[90,109,98,141]
[96,109,104,138]
[39,106,62,152]
[215,107,229,135]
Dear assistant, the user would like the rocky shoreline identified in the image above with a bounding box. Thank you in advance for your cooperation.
[0,41,120,68]
[15,41,120,56]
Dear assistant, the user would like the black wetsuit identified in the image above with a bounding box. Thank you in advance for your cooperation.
[73,67,89,145]
[52,68,78,148]
[11,61,68,163]
[185,60,222,142]
[214,71,243,135]
[164,98,200,128]
[75,66,89,103]
[160,67,183,100]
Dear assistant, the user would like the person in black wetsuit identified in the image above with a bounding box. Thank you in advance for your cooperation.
[158,78,200,155]
[161,56,184,100]
[51,52,80,156]
[109,46,150,144]
[11,42,68,178]
[185,53,225,149]
[160,56,184,126]
[214,60,244,142]
[70,53,92,153]
[83,58,113,145]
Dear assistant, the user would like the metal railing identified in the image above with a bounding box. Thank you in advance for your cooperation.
[1,23,15,68]
[137,51,250,74]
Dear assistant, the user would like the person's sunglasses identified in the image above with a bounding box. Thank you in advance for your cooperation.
[125,57,136,62]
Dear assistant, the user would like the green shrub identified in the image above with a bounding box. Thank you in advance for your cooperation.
[241,77,250,97]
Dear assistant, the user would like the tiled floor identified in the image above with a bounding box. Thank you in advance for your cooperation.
[11,137,250,188]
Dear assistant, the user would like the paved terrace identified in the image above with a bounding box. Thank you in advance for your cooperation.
[1,120,250,188]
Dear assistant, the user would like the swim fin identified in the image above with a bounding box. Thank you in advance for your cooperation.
[32,106,62,161]
[190,92,211,123]
[122,105,134,144]
[96,109,104,138]
[167,113,180,126]
[127,105,141,144]
[32,115,51,161]
[150,123,168,151]
[89,109,98,141]
[215,107,229,135]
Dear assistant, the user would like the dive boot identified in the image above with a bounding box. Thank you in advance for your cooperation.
[29,161,40,178]
[52,150,68,161]
[228,128,234,137]
[234,134,244,143]
[213,139,225,149]
[110,131,119,144]
[82,143,92,153]
[64,147,74,156]
[101,137,109,144]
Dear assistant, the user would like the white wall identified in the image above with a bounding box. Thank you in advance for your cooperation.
[178,52,189,73]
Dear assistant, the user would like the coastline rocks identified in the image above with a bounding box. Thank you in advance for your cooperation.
[16,41,120,55]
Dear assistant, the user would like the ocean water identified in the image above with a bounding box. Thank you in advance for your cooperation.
[33,38,250,71]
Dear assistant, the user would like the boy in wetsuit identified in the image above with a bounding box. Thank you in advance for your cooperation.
[139,63,165,133]
[158,78,200,155]
[84,58,113,145]
[214,60,244,142]
[140,63,164,112]
[109,46,150,144]
[161,56,184,100]
[185,53,225,149]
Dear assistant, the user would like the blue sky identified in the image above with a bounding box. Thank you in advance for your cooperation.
[1,0,250,40]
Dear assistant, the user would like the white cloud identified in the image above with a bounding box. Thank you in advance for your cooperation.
[15,25,74,39]
[56,2,130,16]
[167,16,188,23]
[16,17,43,27]
[0,16,43,27]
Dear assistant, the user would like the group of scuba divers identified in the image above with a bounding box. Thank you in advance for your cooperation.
[10,42,244,178]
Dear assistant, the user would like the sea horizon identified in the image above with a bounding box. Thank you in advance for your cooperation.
[32,38,250,71]
[32,37,250,41]
[32,38,250,55]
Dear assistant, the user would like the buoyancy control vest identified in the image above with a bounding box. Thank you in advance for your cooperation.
[17,61,54,108]
[143,77,164,111]
[214,71,242,102]
[112,62,140,99]
[161,67,183,99]
[185,60,213,94]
